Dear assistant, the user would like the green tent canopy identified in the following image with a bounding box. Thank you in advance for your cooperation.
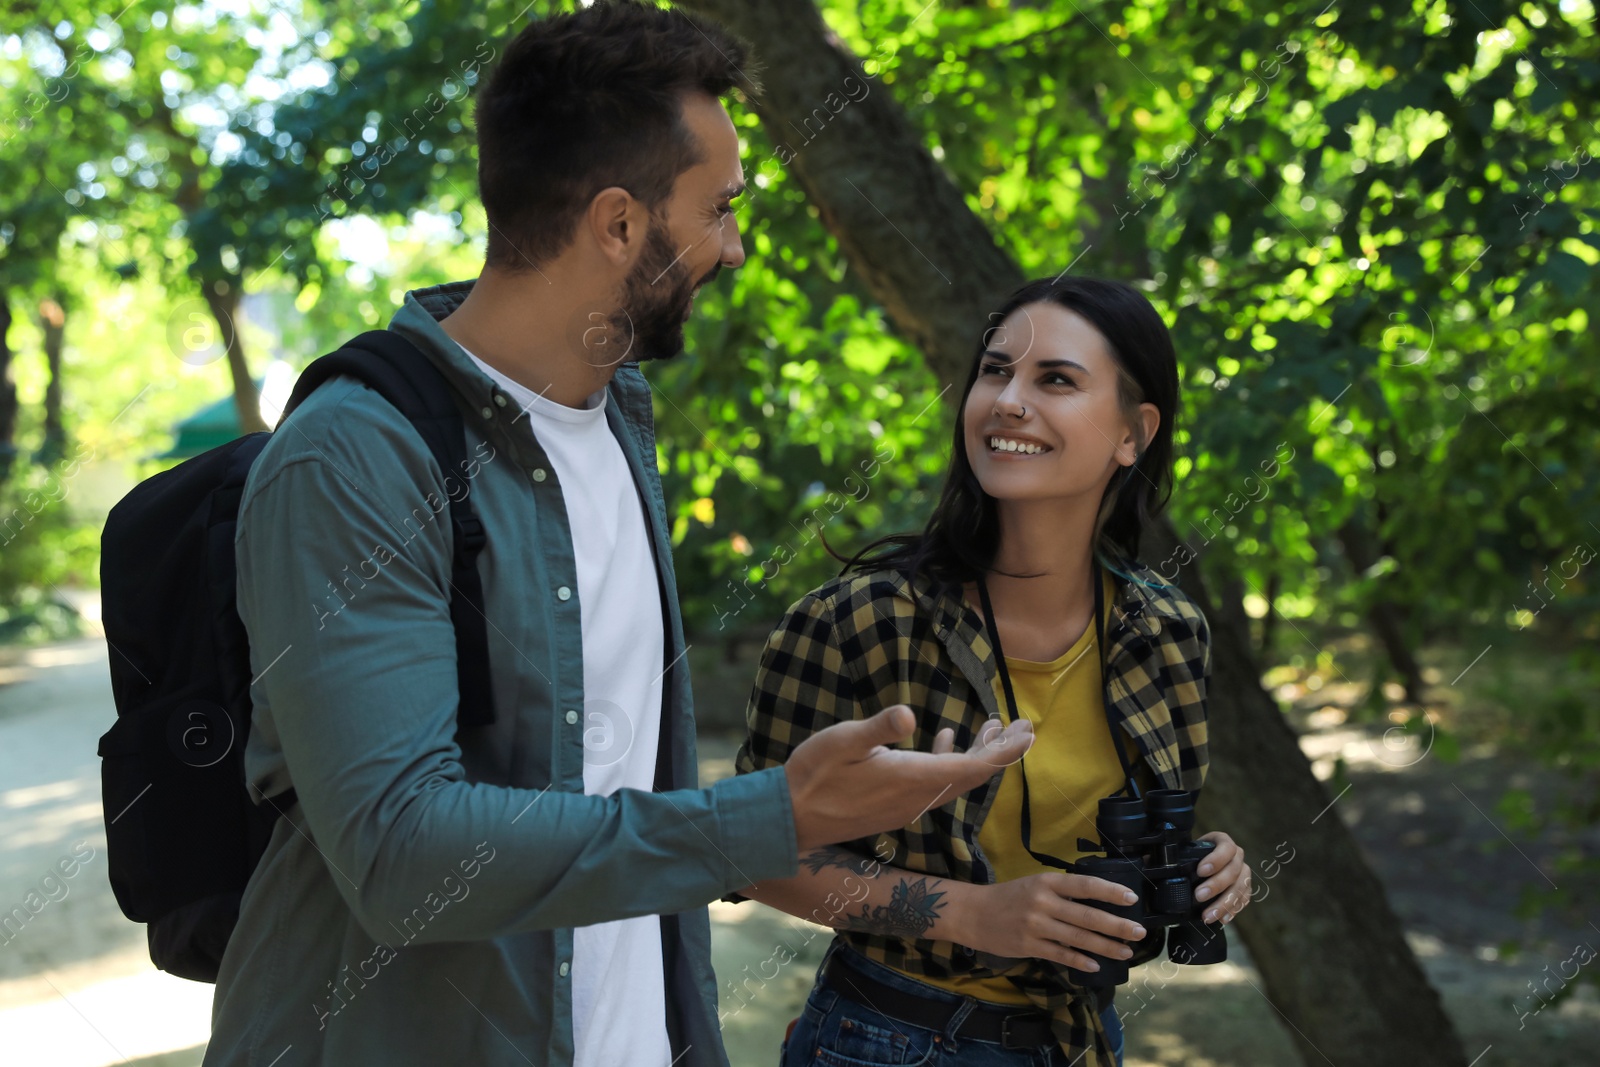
[153,379,267,460]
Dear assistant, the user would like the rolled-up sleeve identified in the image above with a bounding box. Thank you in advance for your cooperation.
[236,434,797,944]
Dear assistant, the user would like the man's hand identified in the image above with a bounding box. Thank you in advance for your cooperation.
[1194,831,1251,925]
[784,706,1033,852]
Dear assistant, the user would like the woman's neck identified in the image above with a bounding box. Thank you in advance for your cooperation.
[983,498,1099,628]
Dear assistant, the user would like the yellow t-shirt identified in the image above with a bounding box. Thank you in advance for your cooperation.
[896,571,1138,1005]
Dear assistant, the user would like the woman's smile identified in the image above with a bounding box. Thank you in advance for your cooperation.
[984,433,1055,457]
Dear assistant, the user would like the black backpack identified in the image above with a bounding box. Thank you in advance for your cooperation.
[97,329,496,983]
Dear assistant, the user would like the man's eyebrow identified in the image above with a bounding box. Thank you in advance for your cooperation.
[717,180,747,200]
[980,350,1090,374]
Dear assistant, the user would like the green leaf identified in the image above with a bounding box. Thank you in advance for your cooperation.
[1528,77,1565,115]
[1539,251,1590,298]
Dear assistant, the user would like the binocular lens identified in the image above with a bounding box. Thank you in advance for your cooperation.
[1145,789,1195,831]
[1167,919,1228,965]
[1096,796,1147,845]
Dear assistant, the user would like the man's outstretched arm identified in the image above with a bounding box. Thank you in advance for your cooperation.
[237,402,1027,945]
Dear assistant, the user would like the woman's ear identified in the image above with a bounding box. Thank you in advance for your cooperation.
[1124,402,1160,465]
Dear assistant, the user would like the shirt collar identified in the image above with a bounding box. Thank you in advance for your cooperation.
[386,280,505,409]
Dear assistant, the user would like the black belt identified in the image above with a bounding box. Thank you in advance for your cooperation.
[824,950,1104,1051]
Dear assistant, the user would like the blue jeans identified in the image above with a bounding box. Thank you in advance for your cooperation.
[779,942,1124,1066]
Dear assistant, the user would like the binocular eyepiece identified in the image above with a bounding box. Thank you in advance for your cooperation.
[1066,789,1228,989]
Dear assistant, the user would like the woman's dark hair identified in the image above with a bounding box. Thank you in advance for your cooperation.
[474,0,756,272]
[836,275,1181,593]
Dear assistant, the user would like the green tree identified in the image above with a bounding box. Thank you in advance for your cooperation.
[670,1,1597,1064]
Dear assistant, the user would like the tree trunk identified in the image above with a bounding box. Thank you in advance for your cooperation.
[0,293,17,490]
[1152,520,1464,1067]
[38,295,66,466]
[690,0,1022,390]
[1338,517,1427,704]
[675,2,1470,1064]
[1261,568,1282,660]
[156,100,267,438]
[200,277,268,435]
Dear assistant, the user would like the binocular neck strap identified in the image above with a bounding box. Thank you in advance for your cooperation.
[977,560,1143,872]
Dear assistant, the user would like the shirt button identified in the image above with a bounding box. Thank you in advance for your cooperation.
[531,468,547,482]
[565,710,578,725]
[494,393,508,408]
[558,961,570,977]
[557,586,572,601]
[480,406,493,420]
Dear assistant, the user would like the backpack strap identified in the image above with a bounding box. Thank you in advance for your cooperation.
[281,330,495,731]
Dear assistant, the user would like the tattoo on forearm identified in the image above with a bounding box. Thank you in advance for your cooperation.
[840,877,947,939]
[800,847,884,880]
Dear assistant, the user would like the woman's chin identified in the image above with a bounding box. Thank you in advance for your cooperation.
[975,476,1047,501]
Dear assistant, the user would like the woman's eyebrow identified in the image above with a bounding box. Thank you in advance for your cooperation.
[1036,359,1090,375]
[981,350,1090,375]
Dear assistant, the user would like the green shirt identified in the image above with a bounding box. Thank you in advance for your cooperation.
[205,281,798,1067]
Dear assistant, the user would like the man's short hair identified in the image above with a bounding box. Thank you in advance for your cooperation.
[474,0,757,272]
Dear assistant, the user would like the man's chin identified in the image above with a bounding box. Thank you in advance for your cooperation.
[634,325,687,365]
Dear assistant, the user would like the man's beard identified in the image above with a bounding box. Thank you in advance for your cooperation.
[606,218,717,365]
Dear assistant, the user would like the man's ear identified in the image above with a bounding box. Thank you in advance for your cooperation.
[586,186,647,268]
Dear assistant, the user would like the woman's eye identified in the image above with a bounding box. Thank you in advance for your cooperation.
[980,364,1072,387]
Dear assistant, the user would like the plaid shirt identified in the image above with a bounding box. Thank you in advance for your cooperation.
[730,555,1212,1067]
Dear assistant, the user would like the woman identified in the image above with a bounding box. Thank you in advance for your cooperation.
[728,276,1254,1066]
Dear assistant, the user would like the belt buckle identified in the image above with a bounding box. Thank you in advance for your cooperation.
[1000,1014,1030,1051]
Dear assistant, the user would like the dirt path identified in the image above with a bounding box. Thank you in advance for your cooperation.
[0,640,213,1066]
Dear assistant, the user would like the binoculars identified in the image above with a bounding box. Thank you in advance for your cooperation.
[1066,789,1228,988]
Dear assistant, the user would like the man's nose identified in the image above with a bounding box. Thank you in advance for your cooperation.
[720,213,746,270]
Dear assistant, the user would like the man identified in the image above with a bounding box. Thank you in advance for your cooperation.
[205,4,1032,1066]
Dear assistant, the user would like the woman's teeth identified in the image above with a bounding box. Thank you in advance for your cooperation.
[988,437,1049,455]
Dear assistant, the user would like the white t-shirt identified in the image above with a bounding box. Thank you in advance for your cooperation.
[461,347,671,1067]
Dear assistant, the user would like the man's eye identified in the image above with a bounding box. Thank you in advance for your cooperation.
[717,204,734,217]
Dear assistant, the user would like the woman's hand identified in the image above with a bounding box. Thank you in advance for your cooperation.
[1194,831,1252,925]
[953,872,1148,973]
